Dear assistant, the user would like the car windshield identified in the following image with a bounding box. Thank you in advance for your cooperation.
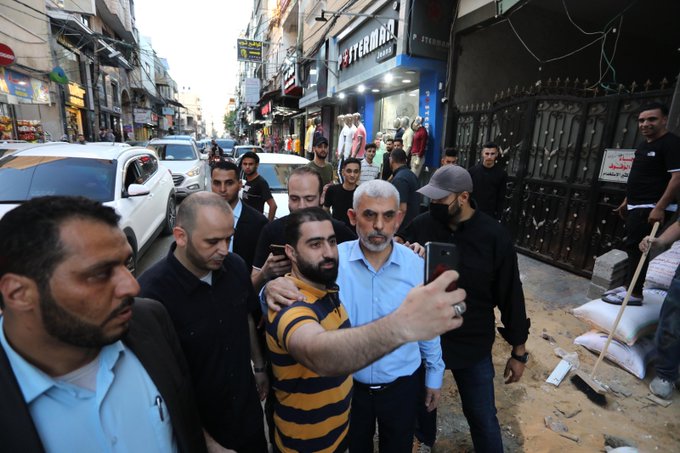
[0,156,116,202]
[257,162,305,191]
[148,143,196,161]
[235,147,259,158]
[215,139,235,150]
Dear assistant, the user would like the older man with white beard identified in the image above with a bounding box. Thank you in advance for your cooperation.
[264,179,445,453]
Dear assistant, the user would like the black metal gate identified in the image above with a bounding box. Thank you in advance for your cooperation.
[453,80,675,277]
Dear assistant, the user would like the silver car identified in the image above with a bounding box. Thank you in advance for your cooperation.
[147,139,209,198]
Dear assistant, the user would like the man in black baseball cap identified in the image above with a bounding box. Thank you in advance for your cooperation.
[398,164,530,453]
[307,135,334,186]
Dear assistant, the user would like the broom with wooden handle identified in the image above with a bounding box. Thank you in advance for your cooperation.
[572,221,661,405]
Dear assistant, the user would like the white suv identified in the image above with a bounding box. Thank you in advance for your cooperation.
[0,142,176,274]
[147,139,209,198]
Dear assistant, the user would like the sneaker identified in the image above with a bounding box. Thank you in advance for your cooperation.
[649,376,674,400]
[412,438,432,453]
[601,291,643,306]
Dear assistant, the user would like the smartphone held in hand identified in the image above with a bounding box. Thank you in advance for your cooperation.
[424,241,459,292]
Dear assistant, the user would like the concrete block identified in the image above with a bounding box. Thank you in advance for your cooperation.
[592,249,628,279]
[586,282,608,300]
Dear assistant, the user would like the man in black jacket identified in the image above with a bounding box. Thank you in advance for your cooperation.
[468,142,507,220]
[398,165,529,452]
[211,161,268,269]
[0,196,207,453]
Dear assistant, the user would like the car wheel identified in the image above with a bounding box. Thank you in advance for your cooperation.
[126,238,138,276]
[162,196,176,235]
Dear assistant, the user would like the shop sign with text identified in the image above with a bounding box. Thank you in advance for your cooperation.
[67,82,85,108]
[337,3,401,83]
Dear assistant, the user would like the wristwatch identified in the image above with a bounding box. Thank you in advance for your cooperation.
[510,351,529,364]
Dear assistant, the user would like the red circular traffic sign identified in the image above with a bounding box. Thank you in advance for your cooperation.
[0,44,16,66]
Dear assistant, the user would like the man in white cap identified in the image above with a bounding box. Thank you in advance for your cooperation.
[397,164,530,453]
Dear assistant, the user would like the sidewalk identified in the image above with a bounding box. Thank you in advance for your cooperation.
[432,254,680,453]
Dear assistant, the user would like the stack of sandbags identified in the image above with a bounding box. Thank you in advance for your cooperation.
[571,288,667,379]
[644,240,680,290]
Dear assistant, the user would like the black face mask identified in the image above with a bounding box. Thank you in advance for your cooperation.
[429,202,451,224]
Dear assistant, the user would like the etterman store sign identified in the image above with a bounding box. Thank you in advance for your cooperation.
[337,3,400,82]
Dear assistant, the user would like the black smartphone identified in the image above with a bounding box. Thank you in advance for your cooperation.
[424,241,459,292]
[269,244,287,256]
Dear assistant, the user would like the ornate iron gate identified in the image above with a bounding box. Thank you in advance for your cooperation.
[454,81,674,276]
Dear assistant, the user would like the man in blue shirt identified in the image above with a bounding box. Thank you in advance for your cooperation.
[264,180,445,452]
[0,196,207,453]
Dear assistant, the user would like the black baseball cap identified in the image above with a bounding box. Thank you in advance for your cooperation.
[313,136,329,147]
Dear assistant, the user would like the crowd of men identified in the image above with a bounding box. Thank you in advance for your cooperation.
[0,101,676,453]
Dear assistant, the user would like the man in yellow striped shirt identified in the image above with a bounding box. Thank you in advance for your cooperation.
[266,207,466,452]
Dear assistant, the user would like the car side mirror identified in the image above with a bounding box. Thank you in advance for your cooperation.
[125,183,150,197]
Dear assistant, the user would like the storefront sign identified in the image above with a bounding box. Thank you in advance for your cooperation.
[134,108,152,124]
[237,39,263,63]
[339,19,397,70]
[599,149,635,183]
[0,44,15,66]
[67,82,86,108]
[261,101,272,116]
[162,107,175,115]
[282,61,301,96]
[245,78,260,106]
[408,0,453,61]
[336,3,401,83]
[0,67,50,104]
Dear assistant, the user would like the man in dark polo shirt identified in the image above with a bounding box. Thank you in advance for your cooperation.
[468,142,507,220]
[606,102,680,306]
[138,192,268,453]
[251,166,356,292]
[390,148,420,229]
[242,151,277,222]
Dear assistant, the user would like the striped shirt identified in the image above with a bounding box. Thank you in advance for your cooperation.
[359,159,380,184]
[266,276,352,453]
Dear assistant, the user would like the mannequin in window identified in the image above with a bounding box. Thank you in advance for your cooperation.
[401,116,413,164]
[410,116,428,177]
[351,113,366,159]
[394,117,404,140]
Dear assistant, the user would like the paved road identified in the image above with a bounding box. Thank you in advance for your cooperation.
[138,233,174,275]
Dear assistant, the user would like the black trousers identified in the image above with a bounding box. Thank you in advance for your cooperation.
[348,370,420,453]
[624,208,673,295]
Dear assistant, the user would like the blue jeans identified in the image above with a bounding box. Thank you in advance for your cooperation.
[454,356,503,453]
[655,264,680,382]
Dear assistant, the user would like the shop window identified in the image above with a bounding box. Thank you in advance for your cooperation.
[111,81,120,106]
[56,44,82,85]
[379,89,419,134]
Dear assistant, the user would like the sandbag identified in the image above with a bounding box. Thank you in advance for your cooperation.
[571,288,666,345]
[574,331,655,379]
[645,241,680,290]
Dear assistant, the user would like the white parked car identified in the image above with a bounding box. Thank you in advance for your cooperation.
[147,139,209,198]
[0,143,176,274]
[240,152,310,219]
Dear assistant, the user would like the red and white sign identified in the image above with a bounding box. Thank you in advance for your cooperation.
[0,44,15,67]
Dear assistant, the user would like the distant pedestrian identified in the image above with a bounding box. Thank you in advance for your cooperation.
[390,148,420,229]
[76,133,86,144]
[106,128,115,142]
[241,151,277,221]
[468,142,507,220]
[324,157,360,229]
[359,143,380,184]
[307,136,334,187]
[441,147,459,166]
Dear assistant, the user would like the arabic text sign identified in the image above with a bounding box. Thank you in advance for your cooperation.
[237,39,263,63]
[599,149,635,183]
